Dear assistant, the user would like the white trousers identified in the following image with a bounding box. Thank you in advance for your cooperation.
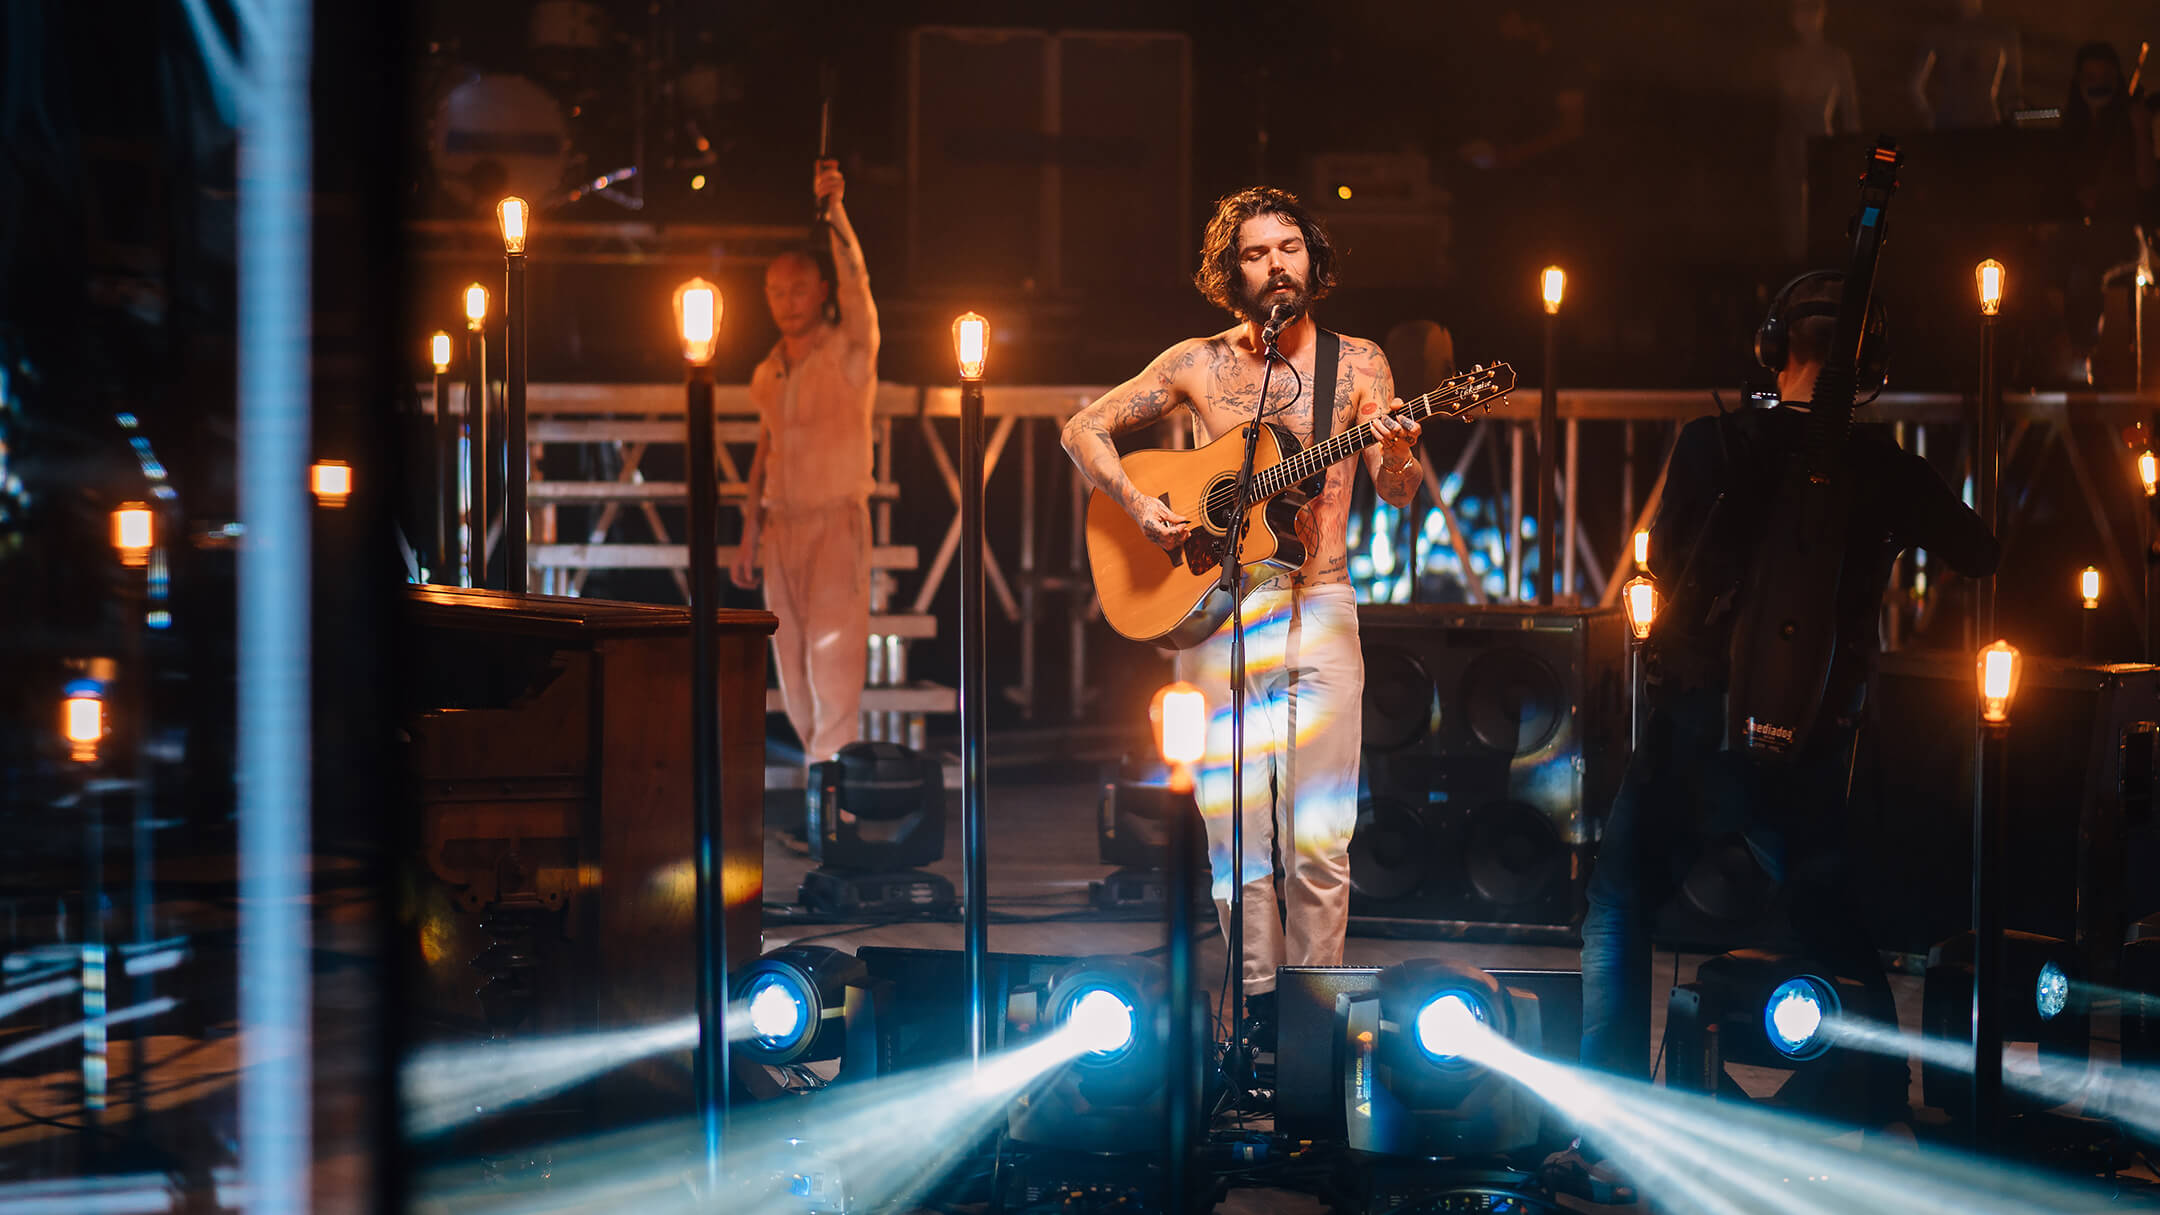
[763,500,871,764]
[1184,583,1363,995]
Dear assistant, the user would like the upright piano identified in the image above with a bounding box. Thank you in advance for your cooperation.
[399,586,774,1071]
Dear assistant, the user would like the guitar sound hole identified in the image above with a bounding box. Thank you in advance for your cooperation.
[1200,474,1240,533]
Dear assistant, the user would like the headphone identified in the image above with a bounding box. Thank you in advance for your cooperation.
[1753,270,1890,401]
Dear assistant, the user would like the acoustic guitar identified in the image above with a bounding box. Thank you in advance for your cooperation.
[1085,363,1516,648]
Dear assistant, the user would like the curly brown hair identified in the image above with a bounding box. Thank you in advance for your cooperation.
[1192,187,1338,317]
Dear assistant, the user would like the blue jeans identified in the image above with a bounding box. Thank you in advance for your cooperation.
[1579,687,1899,1091]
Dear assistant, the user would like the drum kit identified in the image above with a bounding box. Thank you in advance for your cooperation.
[418,1,726,220]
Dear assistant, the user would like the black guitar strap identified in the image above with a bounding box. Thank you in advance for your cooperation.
[1303,327,1340,496]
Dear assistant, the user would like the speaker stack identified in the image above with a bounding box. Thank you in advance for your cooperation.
[906,27,1190,294]
[1849,651,2160,971]
[1348,605,1629,940]
[1650,649,2160,956]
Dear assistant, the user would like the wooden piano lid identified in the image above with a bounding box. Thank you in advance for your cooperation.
[404,585,776,640]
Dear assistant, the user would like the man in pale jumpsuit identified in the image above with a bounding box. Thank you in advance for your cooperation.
[733,159,877,765]
[1061,187,1424,1044]
[1908,0,2023,131]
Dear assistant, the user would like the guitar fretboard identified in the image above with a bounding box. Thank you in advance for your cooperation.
[1247,366,1514,500]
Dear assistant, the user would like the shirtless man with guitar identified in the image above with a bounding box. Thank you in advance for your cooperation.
[1061,187,1510,1041]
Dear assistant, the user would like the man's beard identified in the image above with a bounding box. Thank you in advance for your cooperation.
[1236,272,1309,327]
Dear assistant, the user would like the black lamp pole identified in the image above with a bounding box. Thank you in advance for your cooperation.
[465,317,488,589]
[1978,264,2004,1141]
[1538,301,1558,605]
[504,251,528,591]
[2146,484,2158,663]
[1164,772,1200,1213]
[1976,275,2001,641]
[1971,266,2006,1149]
[433,346,456,581]
[1972,706,2008,1148]
[685,355,729,1178]
[960,364,990,1064]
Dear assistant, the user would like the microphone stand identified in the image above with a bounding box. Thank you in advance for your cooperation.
[1217,311,1282,1102]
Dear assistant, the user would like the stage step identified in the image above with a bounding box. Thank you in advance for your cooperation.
[530,480,901,503]
[867,614,939,639]
[764,756,963,790]
[530,419,764,444]
[532,543,919,571]
[766,683,956,715]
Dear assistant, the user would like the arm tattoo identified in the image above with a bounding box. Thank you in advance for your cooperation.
[1361,343,1419,506]
[1109,380,1176,431]
[1062,342,1197,507]
[1367,347,1396,407]
[1377,457,1421,506]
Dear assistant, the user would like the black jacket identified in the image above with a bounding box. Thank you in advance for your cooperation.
[1647,404,2001,716]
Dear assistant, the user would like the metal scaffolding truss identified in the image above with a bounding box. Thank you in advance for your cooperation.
[422,381,2157,719]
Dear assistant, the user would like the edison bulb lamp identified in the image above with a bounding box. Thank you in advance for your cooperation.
[1151,680,1206,792]
[497,196,529,254]
[953,312,988,382]
[64,680,105,764]
[673,278,722,366]
[1976,259,2005,317]
[1151,681,1207,766]
[1623,575,1659,641]
[464,284,488,331]
[312,461,353,509]
[1541,266,1566,315]
[112,503,152,567]
[1977,640,2022,726]
[430,331,452,374]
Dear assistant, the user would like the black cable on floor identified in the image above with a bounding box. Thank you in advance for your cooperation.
[1650,948,1680,1083]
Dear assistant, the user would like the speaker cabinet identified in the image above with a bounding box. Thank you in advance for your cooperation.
[1849,652,2160,969]
[1348,605,1628,937]
[906,27,1189,293]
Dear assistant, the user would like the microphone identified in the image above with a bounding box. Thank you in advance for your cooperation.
[815,100,833,225]
[1261,303,1290,348]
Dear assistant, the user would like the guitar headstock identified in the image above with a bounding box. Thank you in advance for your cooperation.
[1434,362,1516,420]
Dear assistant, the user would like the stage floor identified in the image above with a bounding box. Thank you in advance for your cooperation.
[0,763,2138,1214]
[756,773,1975,1215]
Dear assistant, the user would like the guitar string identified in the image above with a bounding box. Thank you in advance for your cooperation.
[1262,387,1450,492]
[1260,371,1510,490]
[1194,374,1507,523]
[1260,389,1447,494]
[1200,385,1464,519]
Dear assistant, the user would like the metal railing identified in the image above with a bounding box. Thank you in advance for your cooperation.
[418,382,2158,717]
